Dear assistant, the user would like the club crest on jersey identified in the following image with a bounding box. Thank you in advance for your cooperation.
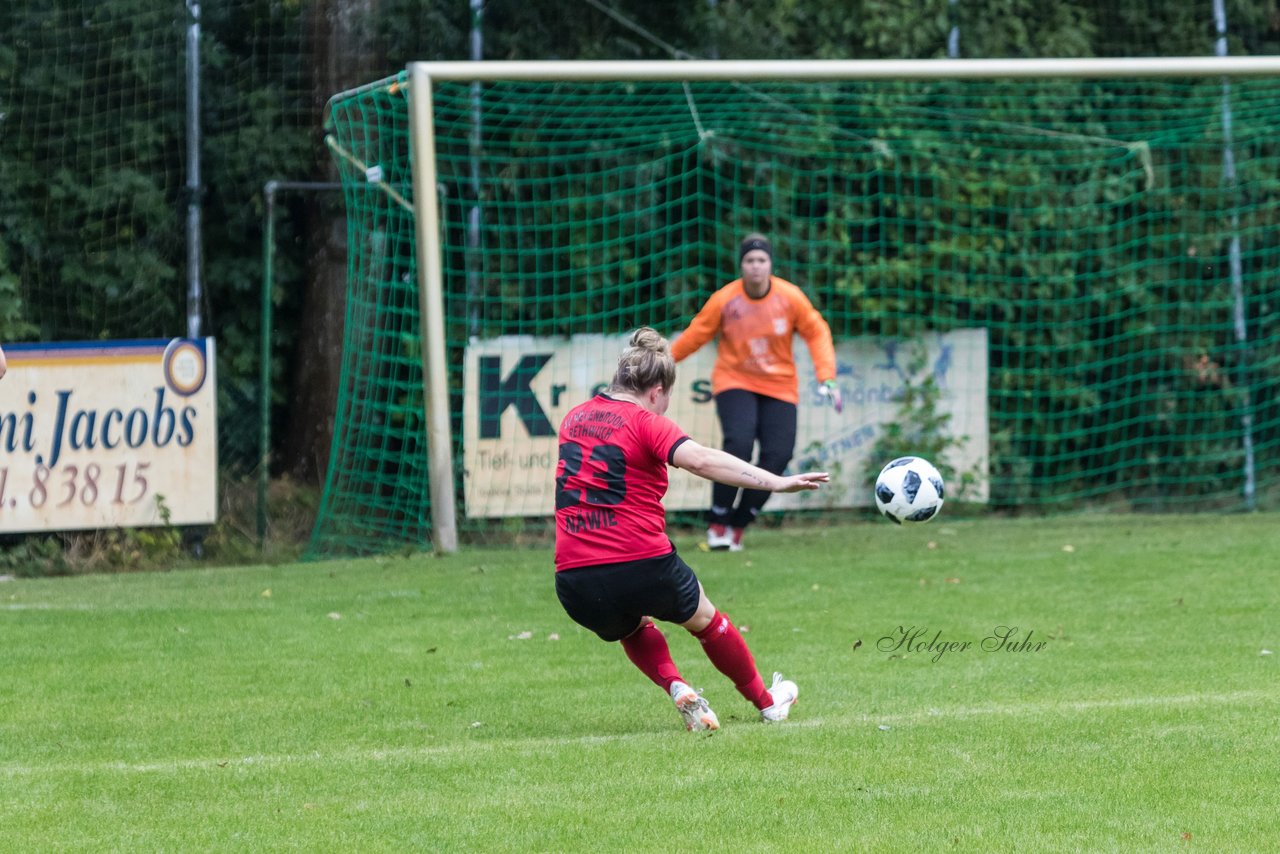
[773,318,788,336]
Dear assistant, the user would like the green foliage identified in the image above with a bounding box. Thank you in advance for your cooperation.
[200,474,319,565]
[1,0,185,341]
[62,497,178,574]
[0,536,70,577]
[0,243,37,340]
[200,0,318,459]
[0,475,321,575]
[0,524,181,578]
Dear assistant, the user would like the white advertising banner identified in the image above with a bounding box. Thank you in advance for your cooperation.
[0,339,218,533]
[463,330,988,519]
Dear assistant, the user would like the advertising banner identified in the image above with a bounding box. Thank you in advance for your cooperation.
[0,339,218,533]
[463,330,987,518]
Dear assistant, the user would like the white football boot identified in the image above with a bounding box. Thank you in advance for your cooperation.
[705,524,733,551]
[760,672,799,722]
[670,681,720,732]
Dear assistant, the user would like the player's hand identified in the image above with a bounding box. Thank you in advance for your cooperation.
[776,471,830,492]
[818,379,843,414]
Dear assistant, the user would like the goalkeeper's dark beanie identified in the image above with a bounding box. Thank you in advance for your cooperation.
[739,233,772,262]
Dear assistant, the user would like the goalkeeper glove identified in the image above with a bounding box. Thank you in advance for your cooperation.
[819,379,844,414]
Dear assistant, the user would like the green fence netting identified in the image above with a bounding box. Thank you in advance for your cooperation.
[316,74,1280,556]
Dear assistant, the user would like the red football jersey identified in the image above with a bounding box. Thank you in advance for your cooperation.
[554,394,690,571]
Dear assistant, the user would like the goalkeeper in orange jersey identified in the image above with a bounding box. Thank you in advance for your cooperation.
[671,233,841,553]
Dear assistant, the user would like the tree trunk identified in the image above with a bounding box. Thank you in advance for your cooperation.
[282,0,384,482]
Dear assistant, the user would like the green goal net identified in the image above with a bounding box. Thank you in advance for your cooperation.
[317,69,1280,556]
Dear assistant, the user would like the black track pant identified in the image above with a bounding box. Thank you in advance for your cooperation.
[708,388,798,530]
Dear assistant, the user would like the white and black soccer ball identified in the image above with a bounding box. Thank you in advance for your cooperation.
[874,456,945,524]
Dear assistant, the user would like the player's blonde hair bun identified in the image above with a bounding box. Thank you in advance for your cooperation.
[612,327,676,394]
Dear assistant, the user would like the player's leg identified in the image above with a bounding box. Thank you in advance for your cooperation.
[556,556,723,731]
[556,561,687,694]
[707,389,758,548]
[638,552,720,730]
[727,395,798,544]
[619,619,684,692]
[619,618,717,732]
[668,556,798,723]
[680,584,777,713]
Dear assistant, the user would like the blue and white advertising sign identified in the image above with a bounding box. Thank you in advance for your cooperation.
[0,339,218,533]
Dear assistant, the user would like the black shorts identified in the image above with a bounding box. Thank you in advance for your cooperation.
[555,549,702,642]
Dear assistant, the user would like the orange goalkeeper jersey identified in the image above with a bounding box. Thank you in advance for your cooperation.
[670,276,836,404]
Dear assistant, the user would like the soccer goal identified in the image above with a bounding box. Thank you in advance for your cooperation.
[318,57,1280,557]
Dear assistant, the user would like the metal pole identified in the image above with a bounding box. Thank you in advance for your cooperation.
[185,0,203,339]
[1213,0,1257,510]
[258,181,348,549]
[260,182,277,547]
[947,0,960,59]
[407,65,459,554]
[706,0,720,60]
[467,0,484,337]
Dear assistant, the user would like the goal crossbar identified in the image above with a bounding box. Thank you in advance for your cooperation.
[405,56,1280,83]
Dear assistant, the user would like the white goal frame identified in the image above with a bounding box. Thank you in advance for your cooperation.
[405,56,1280,553]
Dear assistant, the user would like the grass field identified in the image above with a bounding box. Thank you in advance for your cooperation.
[2,514,1278,852]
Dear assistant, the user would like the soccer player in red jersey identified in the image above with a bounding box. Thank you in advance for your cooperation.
[554,327,829,731]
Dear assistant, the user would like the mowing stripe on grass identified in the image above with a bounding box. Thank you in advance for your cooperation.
[2,688,1270,778]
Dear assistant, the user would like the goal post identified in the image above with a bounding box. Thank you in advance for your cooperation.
[317,57,1280,557]
[407,64,457,554]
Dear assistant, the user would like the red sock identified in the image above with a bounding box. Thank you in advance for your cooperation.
[693,611,770,709]
[620,622,683,692]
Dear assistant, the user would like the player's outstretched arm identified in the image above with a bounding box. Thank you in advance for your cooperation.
[672,439,828,493]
